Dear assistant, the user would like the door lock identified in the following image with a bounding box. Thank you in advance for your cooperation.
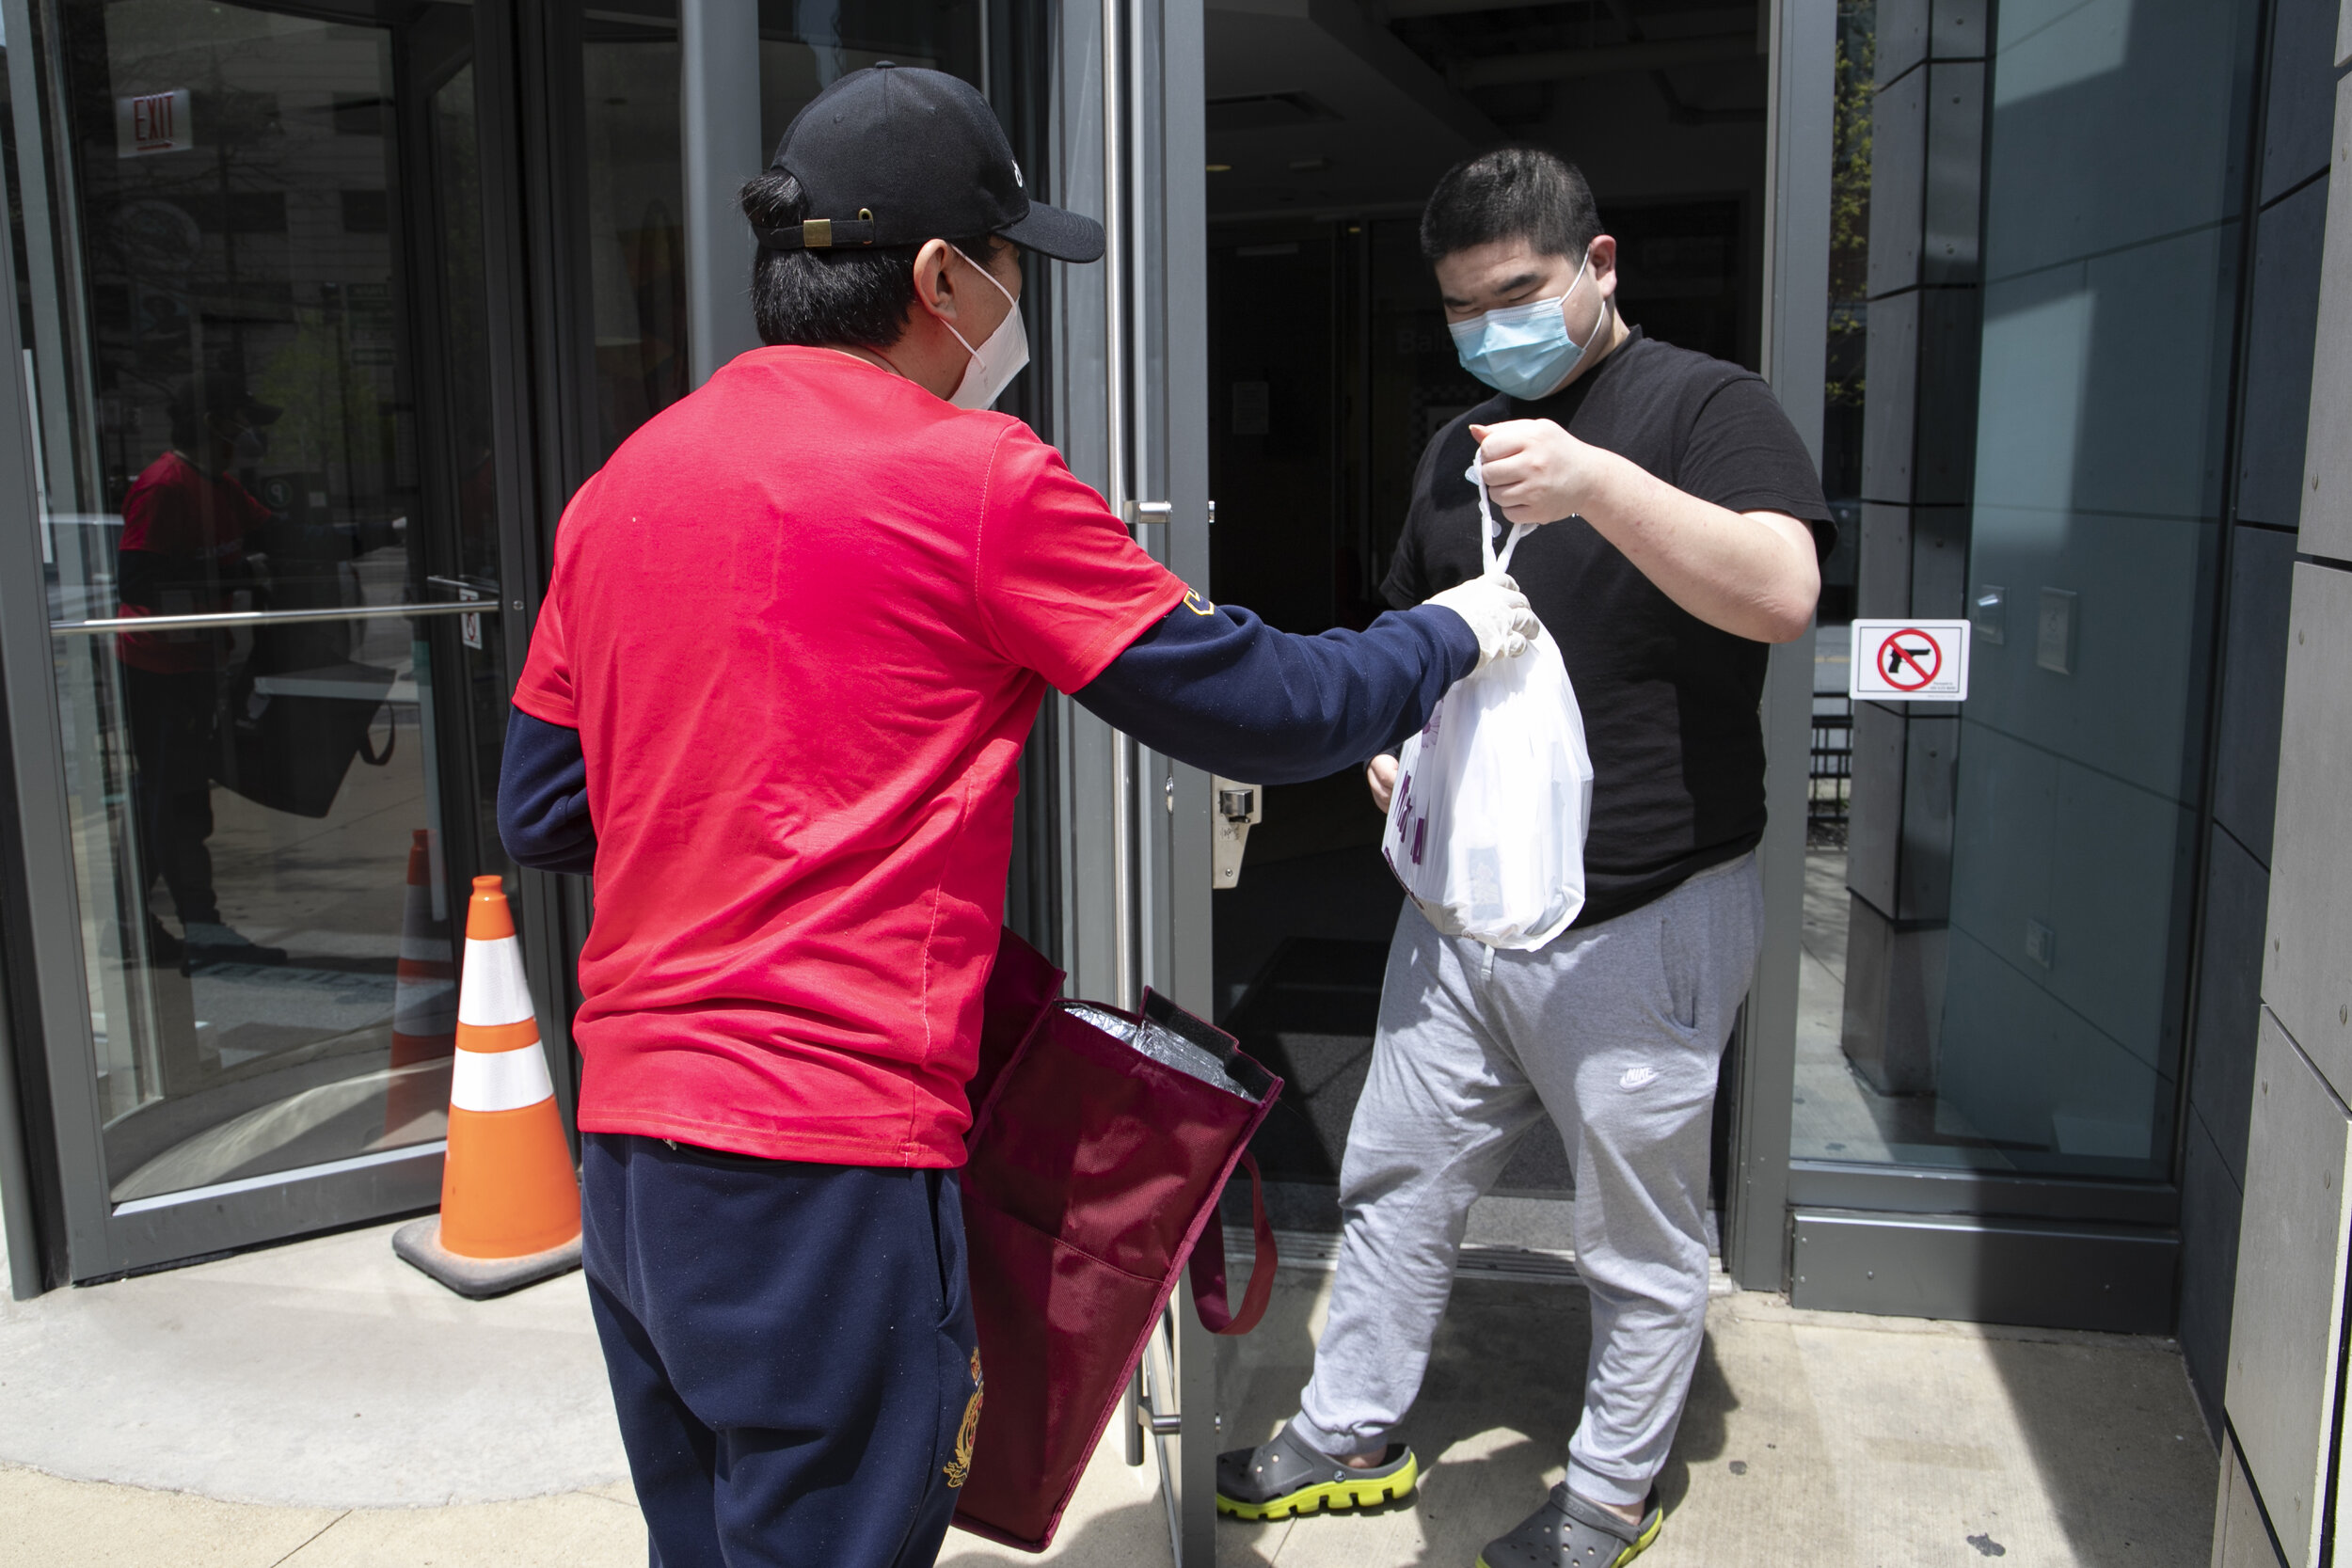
[1122,499,1174,528]
[1211,776,1263,888]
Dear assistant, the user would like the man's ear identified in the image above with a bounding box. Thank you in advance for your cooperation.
[912,238,960,325]
[1589,235,1619,299]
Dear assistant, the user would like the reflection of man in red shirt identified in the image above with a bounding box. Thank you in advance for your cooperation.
[116,382,286,965]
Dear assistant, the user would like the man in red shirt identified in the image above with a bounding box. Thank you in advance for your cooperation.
[116,383,286,966]
[499,65,1534,1568]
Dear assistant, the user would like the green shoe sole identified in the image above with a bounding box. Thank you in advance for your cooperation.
[1473,1505,1661,1568]
[1216,1450,1420,1520]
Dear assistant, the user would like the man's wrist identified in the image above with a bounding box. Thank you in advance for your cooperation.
[1568,445,1650,537]
[1406,602,1483,681]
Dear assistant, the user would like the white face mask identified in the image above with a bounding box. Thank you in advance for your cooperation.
[941,245,1029,410]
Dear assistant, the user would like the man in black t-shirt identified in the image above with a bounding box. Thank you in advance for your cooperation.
[1216,150,1832,1568]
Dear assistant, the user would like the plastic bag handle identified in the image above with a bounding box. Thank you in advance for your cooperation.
[1188,1150,1278,1336]
[1470,451,1535,578]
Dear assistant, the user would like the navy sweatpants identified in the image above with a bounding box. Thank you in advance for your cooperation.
[580,1133,981,1568]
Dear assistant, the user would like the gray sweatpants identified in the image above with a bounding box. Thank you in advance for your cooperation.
[1291,852,1762,1509]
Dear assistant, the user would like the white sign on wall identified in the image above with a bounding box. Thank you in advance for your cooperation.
[1849,618,1971,701]
[116,89,192,158]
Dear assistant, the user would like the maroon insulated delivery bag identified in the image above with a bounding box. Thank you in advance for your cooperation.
[951,927,1282,1550]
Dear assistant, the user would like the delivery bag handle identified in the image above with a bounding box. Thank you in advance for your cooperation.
[1470,451,1535,578]
[1187,1149,1278,1336]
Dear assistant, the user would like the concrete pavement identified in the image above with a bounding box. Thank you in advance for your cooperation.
[0,1221,624,1506]
[0,1217,2217,1566]
[1216,1275,2217,1567]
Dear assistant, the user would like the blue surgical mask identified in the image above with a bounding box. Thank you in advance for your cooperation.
[1447,252,1594,400]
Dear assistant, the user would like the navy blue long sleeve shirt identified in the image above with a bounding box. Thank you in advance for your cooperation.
[500,600,1474,873]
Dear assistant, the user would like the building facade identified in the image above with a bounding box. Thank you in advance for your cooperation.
[0,0,2344,1561]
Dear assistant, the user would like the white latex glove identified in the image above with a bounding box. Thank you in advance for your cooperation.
[1424,574,1539,669]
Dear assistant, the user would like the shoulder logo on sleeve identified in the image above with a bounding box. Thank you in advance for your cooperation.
[1182,588,1216,616]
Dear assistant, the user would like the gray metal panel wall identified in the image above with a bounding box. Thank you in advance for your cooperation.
[2191,831,2270,1181]
[2179,0,2340,1440]
[2223,1015,2352,1567]
[2305,75,2352,563]
[2262,565,2352,1087]
[2217,35,2352,1562]
[2266,0,2345,206]
[2238,185,2330,538]
[2179,1117,2249,1420]
[2216,1433,2293,1568]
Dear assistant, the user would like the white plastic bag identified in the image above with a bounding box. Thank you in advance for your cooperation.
[1381,455,1594,950]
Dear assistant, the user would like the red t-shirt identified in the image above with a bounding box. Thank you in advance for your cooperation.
[117,451,272,674]
[515,346,1186,1166]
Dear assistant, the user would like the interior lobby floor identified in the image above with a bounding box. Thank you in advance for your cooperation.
[0,1216,2217,1566]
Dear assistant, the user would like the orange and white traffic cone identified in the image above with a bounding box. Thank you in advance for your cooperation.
[392,875,582,1298]
[381,830,455,1142]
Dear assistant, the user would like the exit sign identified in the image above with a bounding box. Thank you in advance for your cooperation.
[116,89,192,157]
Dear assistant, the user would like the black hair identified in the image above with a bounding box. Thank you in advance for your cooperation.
[740,170,1009,350]
[167,375,266,450]
[1419,147,1602,266]
[167,381,202,449]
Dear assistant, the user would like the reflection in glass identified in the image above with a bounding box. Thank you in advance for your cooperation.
[581,0,688,459]
[14,0,508,1203]
[1794,0,2254,1179]
[571,0,981,463]
[755,0,982,153]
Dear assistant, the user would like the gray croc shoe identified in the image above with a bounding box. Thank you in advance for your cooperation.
[1474,1483,1662,1568]
[1214,1420,1420,1520]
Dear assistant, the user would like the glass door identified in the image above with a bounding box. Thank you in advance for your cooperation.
[1772,0,2264,1330]
[2,0,520,1278]
[543,0,986,477]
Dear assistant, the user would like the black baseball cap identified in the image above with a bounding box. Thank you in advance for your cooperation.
[169,377,280,439]
[756,64,1104,263]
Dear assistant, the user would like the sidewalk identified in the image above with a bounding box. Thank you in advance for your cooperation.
[1215,1273,2217,1567]
[0,1219,2217,1566]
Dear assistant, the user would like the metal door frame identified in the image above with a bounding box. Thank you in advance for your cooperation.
[1719,0,1834,1291]
[0,39,95,1289]
[1059,0,1219,1555]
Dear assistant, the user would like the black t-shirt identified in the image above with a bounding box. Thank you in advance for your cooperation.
[1381,327,1834,928]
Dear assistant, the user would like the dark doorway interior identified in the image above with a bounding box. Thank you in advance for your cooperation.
[1202,0,1777,1227]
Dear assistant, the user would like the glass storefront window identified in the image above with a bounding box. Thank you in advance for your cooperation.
[580,0,686,460]
[1796,0,2257,1180]
[570,0,981,464]
[8,0,512,1205]
[755,0,982,152]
